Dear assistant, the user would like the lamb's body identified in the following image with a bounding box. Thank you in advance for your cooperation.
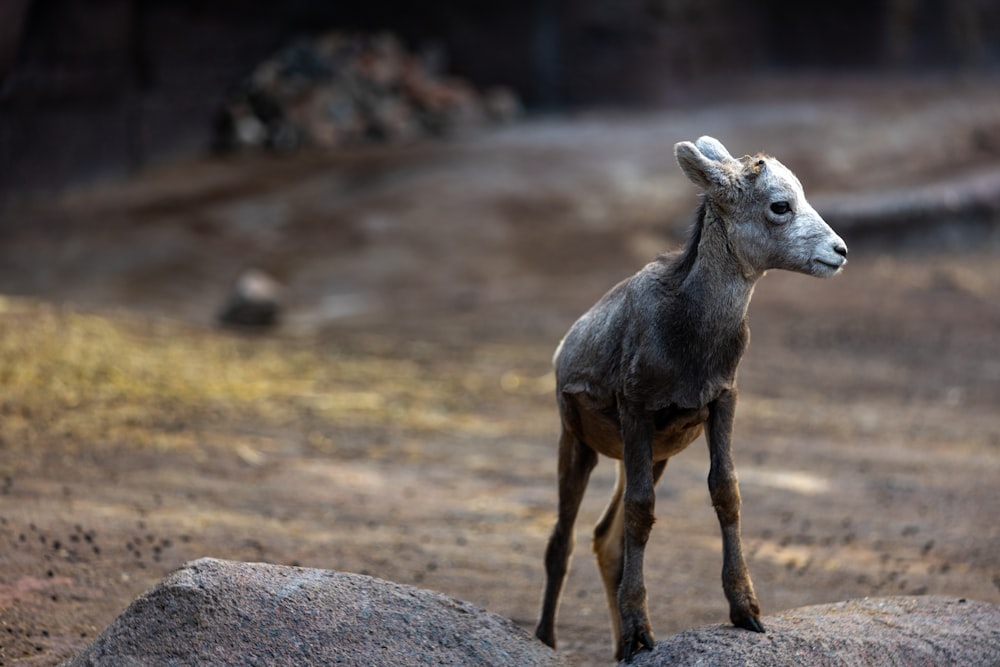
[556,207,747,446]
[535,137,848,661]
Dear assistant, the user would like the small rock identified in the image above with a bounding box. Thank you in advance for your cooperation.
[218,269,283,328]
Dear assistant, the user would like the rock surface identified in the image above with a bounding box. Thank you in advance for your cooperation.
[61,557,562,667]
[629,596,1000,667]
[60,556,1000,667]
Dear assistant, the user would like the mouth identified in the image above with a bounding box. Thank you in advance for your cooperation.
[812,258,846,275]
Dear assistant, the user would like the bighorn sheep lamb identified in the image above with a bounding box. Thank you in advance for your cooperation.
[534,136,848,661]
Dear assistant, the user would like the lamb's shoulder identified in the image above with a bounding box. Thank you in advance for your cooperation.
[553,272,639,407]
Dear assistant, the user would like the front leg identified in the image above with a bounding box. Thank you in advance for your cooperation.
[706,387,764,633]
[616,401,657,661]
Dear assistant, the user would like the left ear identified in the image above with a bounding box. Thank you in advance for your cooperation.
[674,139,735,192]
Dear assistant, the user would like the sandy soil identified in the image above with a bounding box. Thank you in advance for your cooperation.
[0,76,998,666]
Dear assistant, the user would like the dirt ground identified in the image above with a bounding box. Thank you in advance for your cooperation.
[0,76,998,666]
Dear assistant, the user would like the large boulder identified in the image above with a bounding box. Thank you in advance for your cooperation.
[61,559,1000,667]
[630,596,1000,666]
[62,558,562,667]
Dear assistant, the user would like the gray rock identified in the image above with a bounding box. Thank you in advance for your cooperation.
[218,268,283,327]
[61,560,999,667]
[629,596,1000,666]
[63,558,562,667]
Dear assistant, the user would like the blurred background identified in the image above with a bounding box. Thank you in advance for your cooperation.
[2,0,999,194]
[2,0,1000,324]
[1,3,999,666]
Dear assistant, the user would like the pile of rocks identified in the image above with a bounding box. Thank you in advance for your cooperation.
[214,31,521,152]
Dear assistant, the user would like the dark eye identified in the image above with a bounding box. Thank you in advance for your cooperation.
[770,201,791,215]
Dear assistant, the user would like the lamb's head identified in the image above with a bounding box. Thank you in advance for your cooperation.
[674,136,847,278]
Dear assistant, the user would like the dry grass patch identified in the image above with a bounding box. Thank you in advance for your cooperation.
[0,298,548,472]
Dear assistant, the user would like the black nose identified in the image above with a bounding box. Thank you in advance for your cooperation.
[834,243,848,258]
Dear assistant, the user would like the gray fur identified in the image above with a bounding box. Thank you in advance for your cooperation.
[535,137,847,661]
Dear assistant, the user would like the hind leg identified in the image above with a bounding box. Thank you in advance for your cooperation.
[592,461,626,651]
[535,425,598,649]
[593,458,667,659]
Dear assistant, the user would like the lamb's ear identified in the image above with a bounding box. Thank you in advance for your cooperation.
[674,140,730,191]
[693,136,734,163]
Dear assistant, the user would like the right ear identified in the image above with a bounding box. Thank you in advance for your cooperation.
[674,140,732,191]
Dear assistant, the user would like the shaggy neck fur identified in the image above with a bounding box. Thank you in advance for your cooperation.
[676,200,759,331]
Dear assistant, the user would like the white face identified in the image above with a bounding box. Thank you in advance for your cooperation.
[739,157,848,277]
[674,136,848,279]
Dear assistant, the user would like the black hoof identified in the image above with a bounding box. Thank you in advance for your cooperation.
[622,631,655,662]
[734,614,766,633]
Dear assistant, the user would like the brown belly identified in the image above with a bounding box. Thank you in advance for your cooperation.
[571,400,707,462]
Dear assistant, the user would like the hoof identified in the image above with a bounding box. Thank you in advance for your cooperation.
[733,613,766,633]
[534,625,556,649]
[620,630,655,662]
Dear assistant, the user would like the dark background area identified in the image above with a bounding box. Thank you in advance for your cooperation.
[2,0,998,196]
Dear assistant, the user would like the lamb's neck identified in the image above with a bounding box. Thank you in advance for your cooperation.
[682,214,760,329]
